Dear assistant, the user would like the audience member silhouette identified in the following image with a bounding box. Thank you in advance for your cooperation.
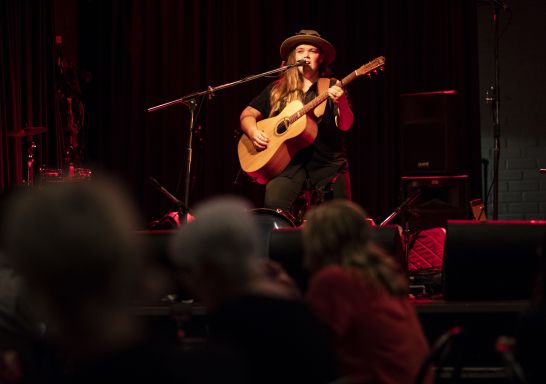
[515,231,546,384]
[302,200,432,384]
[1,179,190,383]
[169,196,338,384]
[0,252,41,384]
[0,186,50,384]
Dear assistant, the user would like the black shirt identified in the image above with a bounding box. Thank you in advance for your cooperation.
[248,80,348,173]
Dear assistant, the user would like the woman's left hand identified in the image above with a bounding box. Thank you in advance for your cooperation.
[327,84,346,104]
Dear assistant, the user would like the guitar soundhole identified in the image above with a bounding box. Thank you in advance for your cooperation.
[275,119,289,135]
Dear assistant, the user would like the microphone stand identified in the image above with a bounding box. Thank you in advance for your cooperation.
[484,0,504,220]
[481,158,489,214]
[380,190,422,273]
[149,177,191,224]
[146,61,305,209]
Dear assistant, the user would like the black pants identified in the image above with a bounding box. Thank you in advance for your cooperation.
[264,163,351,213]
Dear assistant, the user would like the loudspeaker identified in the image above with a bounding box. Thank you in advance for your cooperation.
[401,175,469,231]
[442,220,546,301]
[400,90,461,174]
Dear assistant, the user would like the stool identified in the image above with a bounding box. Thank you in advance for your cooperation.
[291,181,335,225]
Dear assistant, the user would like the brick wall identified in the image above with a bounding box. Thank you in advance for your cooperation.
[478,0,546,219]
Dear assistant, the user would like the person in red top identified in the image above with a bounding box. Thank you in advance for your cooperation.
[303,200,432,384]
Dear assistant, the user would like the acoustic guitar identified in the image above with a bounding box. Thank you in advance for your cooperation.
[237,56,386,184]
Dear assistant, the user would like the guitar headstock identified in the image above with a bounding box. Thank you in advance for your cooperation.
[355,56,386,78]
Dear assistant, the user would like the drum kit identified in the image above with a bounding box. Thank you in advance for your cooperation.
[38,37,93,186]
[19,126,92,187]
[38,165,92,184]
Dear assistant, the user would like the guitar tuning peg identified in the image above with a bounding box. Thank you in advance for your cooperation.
[367,73,372,78]
[380,66,385,71]
[373,69,378,75]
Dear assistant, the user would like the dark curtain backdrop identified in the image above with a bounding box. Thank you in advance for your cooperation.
[0,0,54,190]
[1,0,481,226]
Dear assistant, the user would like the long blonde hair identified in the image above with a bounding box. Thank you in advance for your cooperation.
[269,49,332,117]
[303,200,408,296]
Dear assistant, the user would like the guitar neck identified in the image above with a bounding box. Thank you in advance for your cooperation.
[287,56,385,125]
[287,93,328,125]
[287,72,360,125]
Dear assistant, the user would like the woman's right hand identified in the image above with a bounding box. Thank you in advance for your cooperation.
[249,127,269,151]
[240,106,268,151]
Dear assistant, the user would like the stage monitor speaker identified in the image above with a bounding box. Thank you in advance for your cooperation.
[401,175,469,231]
[442,220,546,301]
[400,90,461,175]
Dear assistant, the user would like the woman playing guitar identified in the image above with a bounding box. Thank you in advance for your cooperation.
[239,29,354,215]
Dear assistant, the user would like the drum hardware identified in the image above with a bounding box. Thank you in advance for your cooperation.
[250,208,296,259]
[38,166,92,184]
[250,208,296,231]
[291,173,339,225]
[291,186,330,226]
[38,167,63,183]
[26,141,37,185]
[73,167,92,179]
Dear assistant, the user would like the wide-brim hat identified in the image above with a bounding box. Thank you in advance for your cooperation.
[279,29,336,65]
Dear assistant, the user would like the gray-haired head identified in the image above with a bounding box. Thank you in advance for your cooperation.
[169,196,262,304]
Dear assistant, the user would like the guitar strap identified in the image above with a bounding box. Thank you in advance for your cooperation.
[313,77,330,119]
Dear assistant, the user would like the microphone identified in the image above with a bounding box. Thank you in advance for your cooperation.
[283,59,309,70]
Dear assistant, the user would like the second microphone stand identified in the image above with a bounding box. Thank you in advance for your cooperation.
[380,189,422,273]
[484,1,507,220]
[147,60,306,210]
